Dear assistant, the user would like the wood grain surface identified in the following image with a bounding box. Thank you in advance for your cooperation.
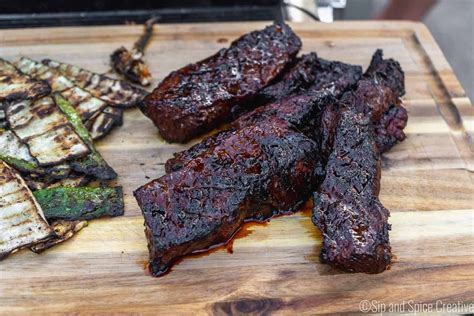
[0,21,473,315]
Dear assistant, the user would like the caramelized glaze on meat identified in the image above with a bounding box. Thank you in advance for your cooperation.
[312,49,406,273]
[140,23,302,143]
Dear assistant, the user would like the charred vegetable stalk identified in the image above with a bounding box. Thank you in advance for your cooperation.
[33,186,124,221]
[110,17,158,86]
[85,106,123,141]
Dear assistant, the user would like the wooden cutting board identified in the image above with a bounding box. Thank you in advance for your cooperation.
[0,21,473,315]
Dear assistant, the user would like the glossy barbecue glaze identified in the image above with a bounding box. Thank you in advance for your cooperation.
[140,23,302,143]
[134,114,327,276]
[165,57,363,172]
[313,50,406,273]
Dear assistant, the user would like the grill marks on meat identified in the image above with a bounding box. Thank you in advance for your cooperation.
[134,94,331,276]
[140,23,302,143]
[313,110,391,273]
[312,50,406,273]
[135,48,407,277]
[165,58,362,173]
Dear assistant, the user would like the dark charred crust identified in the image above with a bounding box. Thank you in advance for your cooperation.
[165,58,362,173]
[141,23,302,143]
[135,118,325,276]
[136,49,407,277]
[313,110,392,273]
[312,50,406,273]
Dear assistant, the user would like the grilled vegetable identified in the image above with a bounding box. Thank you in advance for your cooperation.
[110,17,157,86]
[25,173,90,191]
[0,104,8,128]
[33,186,124,221]
[47,174,90,188]
[6,96,90,166]
[30,220,87,253]
[43,59,147,108]
[16,57,107,122]
[0,58,50,102]
[85,106,123,140]
[0,130,37,168]
[0,161,53,260]
[54,94,117,180]
[0,129,73,179]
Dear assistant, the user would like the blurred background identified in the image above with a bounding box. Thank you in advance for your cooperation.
[0,0,472,101]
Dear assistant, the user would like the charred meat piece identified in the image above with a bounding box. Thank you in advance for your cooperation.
[313,109,391,273]
[256,54,363,103]
[140,23,302,143]
[42,59,147,108]
[111,17,158,86]
[165,92,333,173]
[134,93,330,276]
[0,161,53,260]
[230,54,362,118]
[0,58,50,102]
[375,102,408,153]
[312,50,406,273]
[165,58,362,172]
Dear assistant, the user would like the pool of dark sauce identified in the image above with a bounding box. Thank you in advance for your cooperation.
[144,198,319,277]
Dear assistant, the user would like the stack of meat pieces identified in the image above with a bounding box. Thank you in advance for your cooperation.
[135,23,408,277]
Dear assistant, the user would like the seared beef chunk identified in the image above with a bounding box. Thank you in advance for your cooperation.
[312,49,406,273]
[313,109,391,273]
[375,103,408,153]
[165,58,362,173]
[136,49,408,277]
[134,115,327,276]
[165,92,333,173]
[140,23,302,143]
[254,53,320,102]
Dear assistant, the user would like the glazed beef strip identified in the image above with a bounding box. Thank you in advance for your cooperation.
[312,49,406,273]
[140,23,302,143]
[135,50,407,277]
[134,93,331,276]
[165,57,363,173]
